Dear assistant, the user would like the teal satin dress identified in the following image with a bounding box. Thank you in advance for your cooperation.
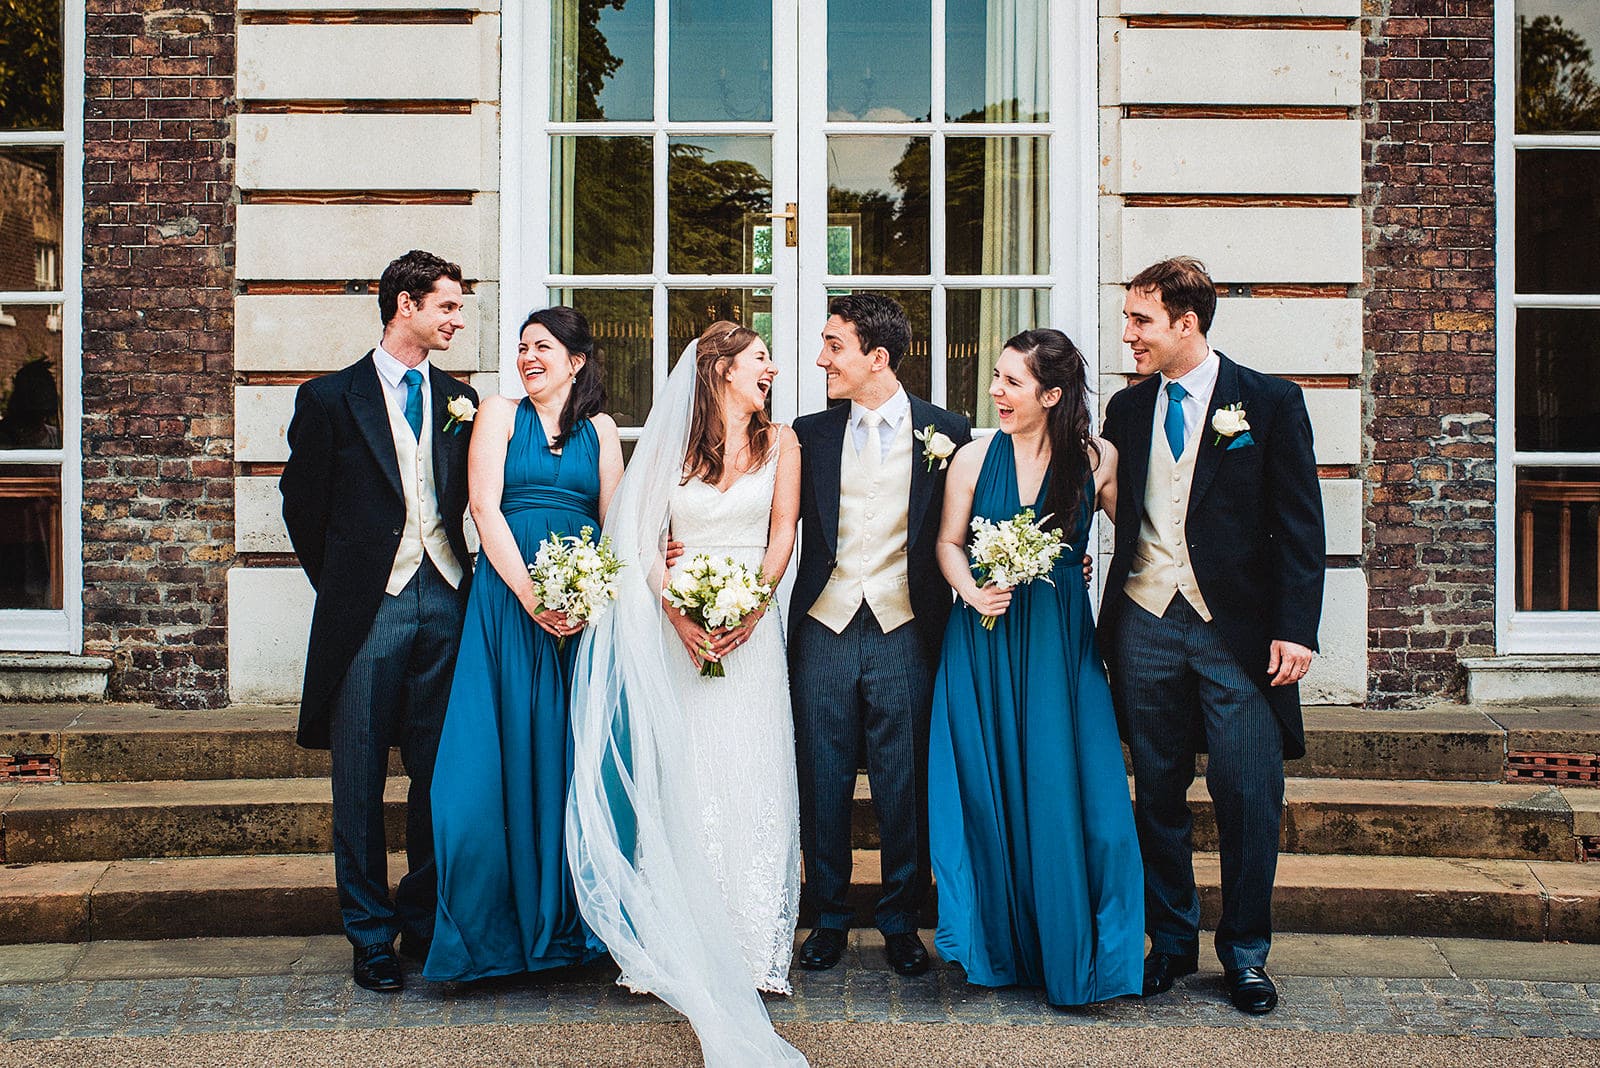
[928,431,1144,1006]
[425,401,606,981]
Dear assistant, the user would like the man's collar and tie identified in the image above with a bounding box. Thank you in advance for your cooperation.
[372,344,431,440]
[1156,348,1219,458]
[850,386,910,463]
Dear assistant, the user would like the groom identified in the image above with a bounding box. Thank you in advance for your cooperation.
[789,294,971,976]
[1099,257,1324,1015]
[281,249,478,993]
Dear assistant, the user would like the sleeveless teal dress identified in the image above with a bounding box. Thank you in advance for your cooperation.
[928,431,1144,1006]
[425,401,606,981]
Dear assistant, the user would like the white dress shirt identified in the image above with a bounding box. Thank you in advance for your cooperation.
[1154,348,1220,455]
[849,386,911,463]
[372,343,434,427]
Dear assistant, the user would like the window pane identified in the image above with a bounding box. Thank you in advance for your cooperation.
[669,0,772,121]
[0,464,61,608]
[668,289,773,368]
[947,288,1050,427]
[0,147,63,290]
[1516,467,1600,611]
[945,137,1049,275]
[945,0,1048,122]
[1516,1,1600,133]
[1516,150,1600,294]
[827,137,929,275]
[828,0,930,121]
[820,288,932,402]
[551,0,654,121]
[550,289,653,428]
[668,137,773,275]
[0,0,63,132]
[550,136,653,274]
[1516,308,1600,452]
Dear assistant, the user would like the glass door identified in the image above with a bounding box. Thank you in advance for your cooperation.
[515,0,1082,430]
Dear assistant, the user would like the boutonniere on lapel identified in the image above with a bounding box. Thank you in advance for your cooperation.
[443,395,476,434]
[915,424,956,471]
[1210,403,1254,450]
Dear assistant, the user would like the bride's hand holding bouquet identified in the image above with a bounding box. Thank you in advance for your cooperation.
[662,552,775,677]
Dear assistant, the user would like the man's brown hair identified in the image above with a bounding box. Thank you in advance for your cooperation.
[1127,256,1217,335]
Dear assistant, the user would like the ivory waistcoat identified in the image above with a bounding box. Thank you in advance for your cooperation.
[808,415,914,633]
[381,384,463,595]
[1123,418,1212,621]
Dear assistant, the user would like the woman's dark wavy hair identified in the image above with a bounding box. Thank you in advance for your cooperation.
[1003,328,1100,534]
[522,306,606,450]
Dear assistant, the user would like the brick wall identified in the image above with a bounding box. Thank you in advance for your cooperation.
[81,1,235,707]
[1362,0,1497,706]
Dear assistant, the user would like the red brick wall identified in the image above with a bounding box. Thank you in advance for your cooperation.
[1362,0,1497,706]
[81,2,235,707]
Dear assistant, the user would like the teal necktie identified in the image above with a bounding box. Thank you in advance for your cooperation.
[1164,381,1187,459]
[402,368,424,440]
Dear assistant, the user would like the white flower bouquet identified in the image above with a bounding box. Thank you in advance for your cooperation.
[967,507,1066,630]
[662,553,774,677]
[528,525,623,649]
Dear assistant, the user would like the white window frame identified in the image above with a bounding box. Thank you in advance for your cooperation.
[502,0,1098,434]
[0,0,84,652]
[1494,2,1600,653]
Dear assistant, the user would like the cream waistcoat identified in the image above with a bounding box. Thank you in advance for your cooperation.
[808,415,914,634]
[1123,415,1213,621]
[381,383,463,595]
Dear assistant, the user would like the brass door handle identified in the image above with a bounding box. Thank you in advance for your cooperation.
[767,202,798,247]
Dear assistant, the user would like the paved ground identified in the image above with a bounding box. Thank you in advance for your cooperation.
[2,932,1597,1065]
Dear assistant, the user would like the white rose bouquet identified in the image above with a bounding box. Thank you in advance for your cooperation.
[528,525,623,650]
[662,553,774,677]
[967,507,1067,630]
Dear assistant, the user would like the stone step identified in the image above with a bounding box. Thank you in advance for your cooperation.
[6,774,1597,865]
[4,850,1596,946]
[3,703,1598,785]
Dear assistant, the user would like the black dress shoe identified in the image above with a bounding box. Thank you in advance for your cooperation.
[797,928,847,971]
[353,943,404,993]
[1141,950,1198,996]
[1223,966,1278,1014]
[883,931,930,977]
[398,932,432,963]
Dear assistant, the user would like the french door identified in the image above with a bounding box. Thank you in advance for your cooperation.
[509,0,1088,432]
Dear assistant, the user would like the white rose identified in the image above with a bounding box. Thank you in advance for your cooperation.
[927,431,955,459]
[1211,407,1249,437]
[447,395,477,423]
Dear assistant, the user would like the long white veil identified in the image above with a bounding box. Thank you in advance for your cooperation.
[566,342,808,1068]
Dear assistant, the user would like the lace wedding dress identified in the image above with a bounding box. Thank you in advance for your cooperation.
[663,448,802,995]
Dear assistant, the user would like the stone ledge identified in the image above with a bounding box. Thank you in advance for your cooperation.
[1462,656,1600,706]
[0,655,112,702]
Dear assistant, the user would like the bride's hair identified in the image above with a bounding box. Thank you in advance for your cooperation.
[682,320,773,487]
[1003,328,1100,533]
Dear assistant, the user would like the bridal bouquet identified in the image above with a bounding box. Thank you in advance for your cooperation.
[663,553,774,678]
[968,507,1066,630]
[528,525,623,649]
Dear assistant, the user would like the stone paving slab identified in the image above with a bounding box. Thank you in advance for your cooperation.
[1,933,1598,1045]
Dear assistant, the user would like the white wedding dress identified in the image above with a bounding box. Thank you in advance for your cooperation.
[664,448,802,995]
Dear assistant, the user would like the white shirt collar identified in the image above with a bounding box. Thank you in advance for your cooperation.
[851,385,910,429]
[372,343,431,389]
[1160,348,1219,401]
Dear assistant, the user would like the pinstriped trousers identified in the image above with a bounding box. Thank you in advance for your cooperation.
[329,558,464,950]
[1109,594,1285,971]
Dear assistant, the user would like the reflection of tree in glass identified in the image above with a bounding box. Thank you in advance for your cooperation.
[570,136,653,273]
[0,0,61,131]
[1519,15,1600,132]
[668,144,771,274]
[577,0,629,121]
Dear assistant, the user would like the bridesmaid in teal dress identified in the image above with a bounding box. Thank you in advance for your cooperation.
[929,328,1144,1007]
[424,307,624,982]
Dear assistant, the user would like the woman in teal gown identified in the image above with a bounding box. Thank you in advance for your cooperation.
[425,307,624,982]
[929,328,1144,1007]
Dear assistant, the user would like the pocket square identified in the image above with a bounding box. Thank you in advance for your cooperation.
[1226,432,1256,451]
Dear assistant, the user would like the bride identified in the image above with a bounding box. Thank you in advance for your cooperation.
[567,322,807,1066]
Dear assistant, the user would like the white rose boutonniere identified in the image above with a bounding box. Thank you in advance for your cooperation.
[915,424,956,472]
[1210,403,1249,446]
[444,395,477,434]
